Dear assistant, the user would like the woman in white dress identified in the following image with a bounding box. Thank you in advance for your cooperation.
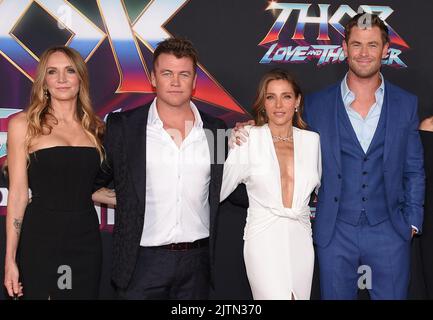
[220,69,321,300]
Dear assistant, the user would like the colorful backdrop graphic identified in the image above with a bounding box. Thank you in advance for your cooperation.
[0,0,432,299]
[259,2,410,67]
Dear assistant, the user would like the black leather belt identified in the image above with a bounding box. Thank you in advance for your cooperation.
[152,238,209,251]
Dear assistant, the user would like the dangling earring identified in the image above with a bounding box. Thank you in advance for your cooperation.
[44,88,49,99]
[295,106,299,112]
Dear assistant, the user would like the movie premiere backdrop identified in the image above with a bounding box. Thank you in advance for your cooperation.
[0,0,432,299]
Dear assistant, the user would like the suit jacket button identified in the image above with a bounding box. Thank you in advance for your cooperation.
[334,197,338,202]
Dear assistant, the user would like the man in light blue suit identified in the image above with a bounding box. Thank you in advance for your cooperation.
[303,13,425,299]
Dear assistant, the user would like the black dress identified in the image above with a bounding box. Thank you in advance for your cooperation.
[18,146,102,299]
[420,130,433,298]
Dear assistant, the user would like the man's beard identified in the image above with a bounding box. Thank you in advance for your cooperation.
[348,60,381,79]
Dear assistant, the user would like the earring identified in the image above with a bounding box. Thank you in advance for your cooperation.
[295,106,299,112]
[44,89,49,99]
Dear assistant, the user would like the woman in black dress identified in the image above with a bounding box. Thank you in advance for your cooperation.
[3,46,114,299]
[419,116,433,298]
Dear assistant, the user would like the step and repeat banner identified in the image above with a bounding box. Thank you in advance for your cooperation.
[0,0,432,299]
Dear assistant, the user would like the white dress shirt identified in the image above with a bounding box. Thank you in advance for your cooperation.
[140,98,211,246]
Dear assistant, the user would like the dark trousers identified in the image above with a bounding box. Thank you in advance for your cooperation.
[116,245,210,300]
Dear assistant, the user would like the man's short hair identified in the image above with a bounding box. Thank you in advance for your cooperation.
[344,13,390,44]
[153,37,198,71]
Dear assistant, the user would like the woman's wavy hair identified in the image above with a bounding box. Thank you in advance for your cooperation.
[25,46,105,161]
[252,68,307,129]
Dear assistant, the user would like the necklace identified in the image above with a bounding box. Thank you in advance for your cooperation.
[272,135,293,142]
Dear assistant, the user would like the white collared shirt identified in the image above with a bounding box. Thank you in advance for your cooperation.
[140,98,211,246]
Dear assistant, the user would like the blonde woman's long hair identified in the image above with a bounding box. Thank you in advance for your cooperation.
[252,68,307,129]
[25,46,105,161]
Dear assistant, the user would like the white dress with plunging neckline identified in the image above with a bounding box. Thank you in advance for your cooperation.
[221,124,322,300]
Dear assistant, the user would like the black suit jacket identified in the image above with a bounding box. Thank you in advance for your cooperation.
[95,102,238,289]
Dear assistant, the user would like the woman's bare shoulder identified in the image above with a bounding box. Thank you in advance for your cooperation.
[8,111,26,124]
[8,112,27,133]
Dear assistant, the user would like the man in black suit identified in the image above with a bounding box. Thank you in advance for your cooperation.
[94,38,235,299]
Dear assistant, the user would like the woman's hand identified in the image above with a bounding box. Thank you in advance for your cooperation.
[92,187,117,206]
[4,260,23,298]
